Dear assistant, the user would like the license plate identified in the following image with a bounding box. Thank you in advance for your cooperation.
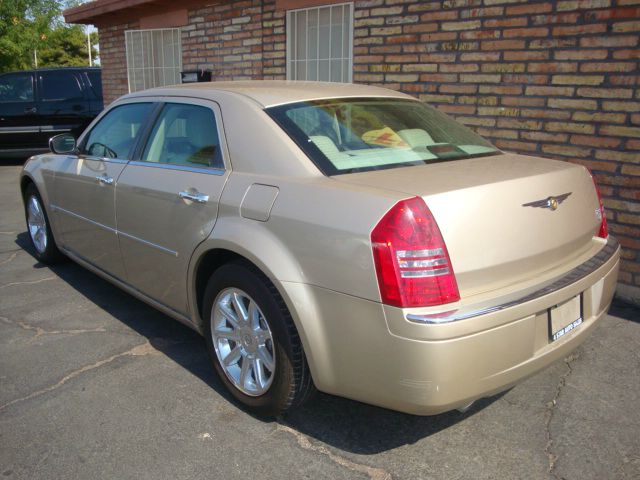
[550,295,582,342]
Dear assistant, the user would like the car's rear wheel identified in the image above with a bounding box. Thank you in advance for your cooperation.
[203,262,315,416]
[23,184,65,264]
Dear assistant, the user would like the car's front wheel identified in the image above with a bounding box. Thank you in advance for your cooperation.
[23,184,65,264]
[203,262,315,416]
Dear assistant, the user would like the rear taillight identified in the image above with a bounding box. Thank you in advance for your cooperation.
[589,170,608,239]
[371,197,460,308]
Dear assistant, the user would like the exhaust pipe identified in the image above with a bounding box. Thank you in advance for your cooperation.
[457,401,475,413]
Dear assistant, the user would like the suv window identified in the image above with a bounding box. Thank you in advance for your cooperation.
[86,71,103,98]
[142,103,223,169]
[39,71,83,101]
[0,73,34,102]
[82,103,154,159]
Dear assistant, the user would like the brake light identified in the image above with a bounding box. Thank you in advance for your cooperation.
[588,170,608,239]
[371,197,460,308]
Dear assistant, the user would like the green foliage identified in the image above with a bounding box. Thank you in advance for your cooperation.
[0,0,98,72]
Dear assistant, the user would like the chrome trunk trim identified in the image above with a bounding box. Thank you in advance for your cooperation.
[406,236,619,324]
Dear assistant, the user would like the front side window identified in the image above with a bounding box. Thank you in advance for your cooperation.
[125,28,182,92]
[142,103,223,169]
[82,103,154,159]
[39,71,83,101]
[287,3,353,83]
[0,73,34,102]
[267,98,500,175]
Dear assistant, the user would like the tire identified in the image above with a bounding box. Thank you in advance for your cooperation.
[203,262,315,416]
[23,184,65,264]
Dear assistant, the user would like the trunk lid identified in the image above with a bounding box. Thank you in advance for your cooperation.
[335,153,602,296]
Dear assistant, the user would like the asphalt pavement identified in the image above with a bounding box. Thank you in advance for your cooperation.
[1,162,639,480]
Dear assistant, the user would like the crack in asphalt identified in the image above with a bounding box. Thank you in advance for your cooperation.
[0,341,160,413]
[544,351,580,479]
[0,315,106,339]
[0,251,18,266]
[0,276,57,290]
[275,423,392,480]
[0,231,17,235]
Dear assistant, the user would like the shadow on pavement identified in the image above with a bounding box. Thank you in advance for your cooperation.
[15,231,494,454]
[609,298,640,323]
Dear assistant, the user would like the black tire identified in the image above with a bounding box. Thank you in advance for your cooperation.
[23,183,66,264]
[203,261,315,416]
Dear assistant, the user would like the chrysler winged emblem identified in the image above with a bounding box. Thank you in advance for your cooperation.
[522,192,572,211]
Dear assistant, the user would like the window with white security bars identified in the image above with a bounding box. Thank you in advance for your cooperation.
[125,28,182,93]
[286,3,353,83]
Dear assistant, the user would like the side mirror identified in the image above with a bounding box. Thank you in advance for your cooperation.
[49,133,77,154]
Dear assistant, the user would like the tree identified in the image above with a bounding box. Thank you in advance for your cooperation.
[0,0,98,72]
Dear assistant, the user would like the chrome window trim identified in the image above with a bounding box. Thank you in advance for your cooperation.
[80,155,129,165]
[406,236,619,325]
[127,160,225,176]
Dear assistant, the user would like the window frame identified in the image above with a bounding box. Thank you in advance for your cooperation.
[125,28,182,93]
[37,71,85,102]
[77,100,158,162]
[286,2,354,83]
[138,102,225,170]
[130,97,229,175]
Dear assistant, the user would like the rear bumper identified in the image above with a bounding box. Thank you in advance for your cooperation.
[284,237,620,415]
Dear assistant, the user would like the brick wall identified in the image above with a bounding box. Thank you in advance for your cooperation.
[182,0,286,79]
[99,21,139,104]
[95,0,639,299]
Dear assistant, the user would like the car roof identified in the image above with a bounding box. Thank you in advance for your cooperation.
[123,80,414,108]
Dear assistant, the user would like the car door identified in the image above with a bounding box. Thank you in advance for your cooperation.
[37,70,89,141]
[51,101,156,279]
[116,99,229,315]
[0,72,39,151]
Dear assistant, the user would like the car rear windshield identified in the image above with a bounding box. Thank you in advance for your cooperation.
[266,98,500,176]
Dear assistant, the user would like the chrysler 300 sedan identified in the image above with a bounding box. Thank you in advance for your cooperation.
[20,81,620,416]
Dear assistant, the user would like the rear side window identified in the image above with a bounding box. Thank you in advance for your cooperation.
[0,73,34,102]
[141,103,223,169]
[39,71,83,101]
[82,103,154,160]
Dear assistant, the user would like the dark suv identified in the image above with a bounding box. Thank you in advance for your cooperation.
[0,67,103,159]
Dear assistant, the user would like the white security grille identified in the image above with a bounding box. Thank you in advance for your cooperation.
[125,28,182,92]
[286,3,353,83]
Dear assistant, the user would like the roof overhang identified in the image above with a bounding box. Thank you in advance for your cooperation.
[63,0,208,26]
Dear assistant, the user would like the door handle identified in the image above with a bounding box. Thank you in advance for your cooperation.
[24,106,37,114]
[178,190,209,204]
[96,174,114,185]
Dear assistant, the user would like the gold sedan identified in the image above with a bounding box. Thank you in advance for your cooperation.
[20,81,620,416]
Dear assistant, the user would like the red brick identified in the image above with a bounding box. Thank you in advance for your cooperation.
[555,50,609,60]
[613,49,640,59]
[495,140,538,152]
[580,36,639,48]
[506,3,553,15]
[504,27,549,38]
[552,24,607,36]
[577,87,634,99]
[484,17,527,28]
[570,135,622,148]
[528,62,577,73]
[440,84,477,94]
[504,51,549,61]
[481,40,526,50]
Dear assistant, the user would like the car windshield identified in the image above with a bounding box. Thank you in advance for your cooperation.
[267,98,501,175]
